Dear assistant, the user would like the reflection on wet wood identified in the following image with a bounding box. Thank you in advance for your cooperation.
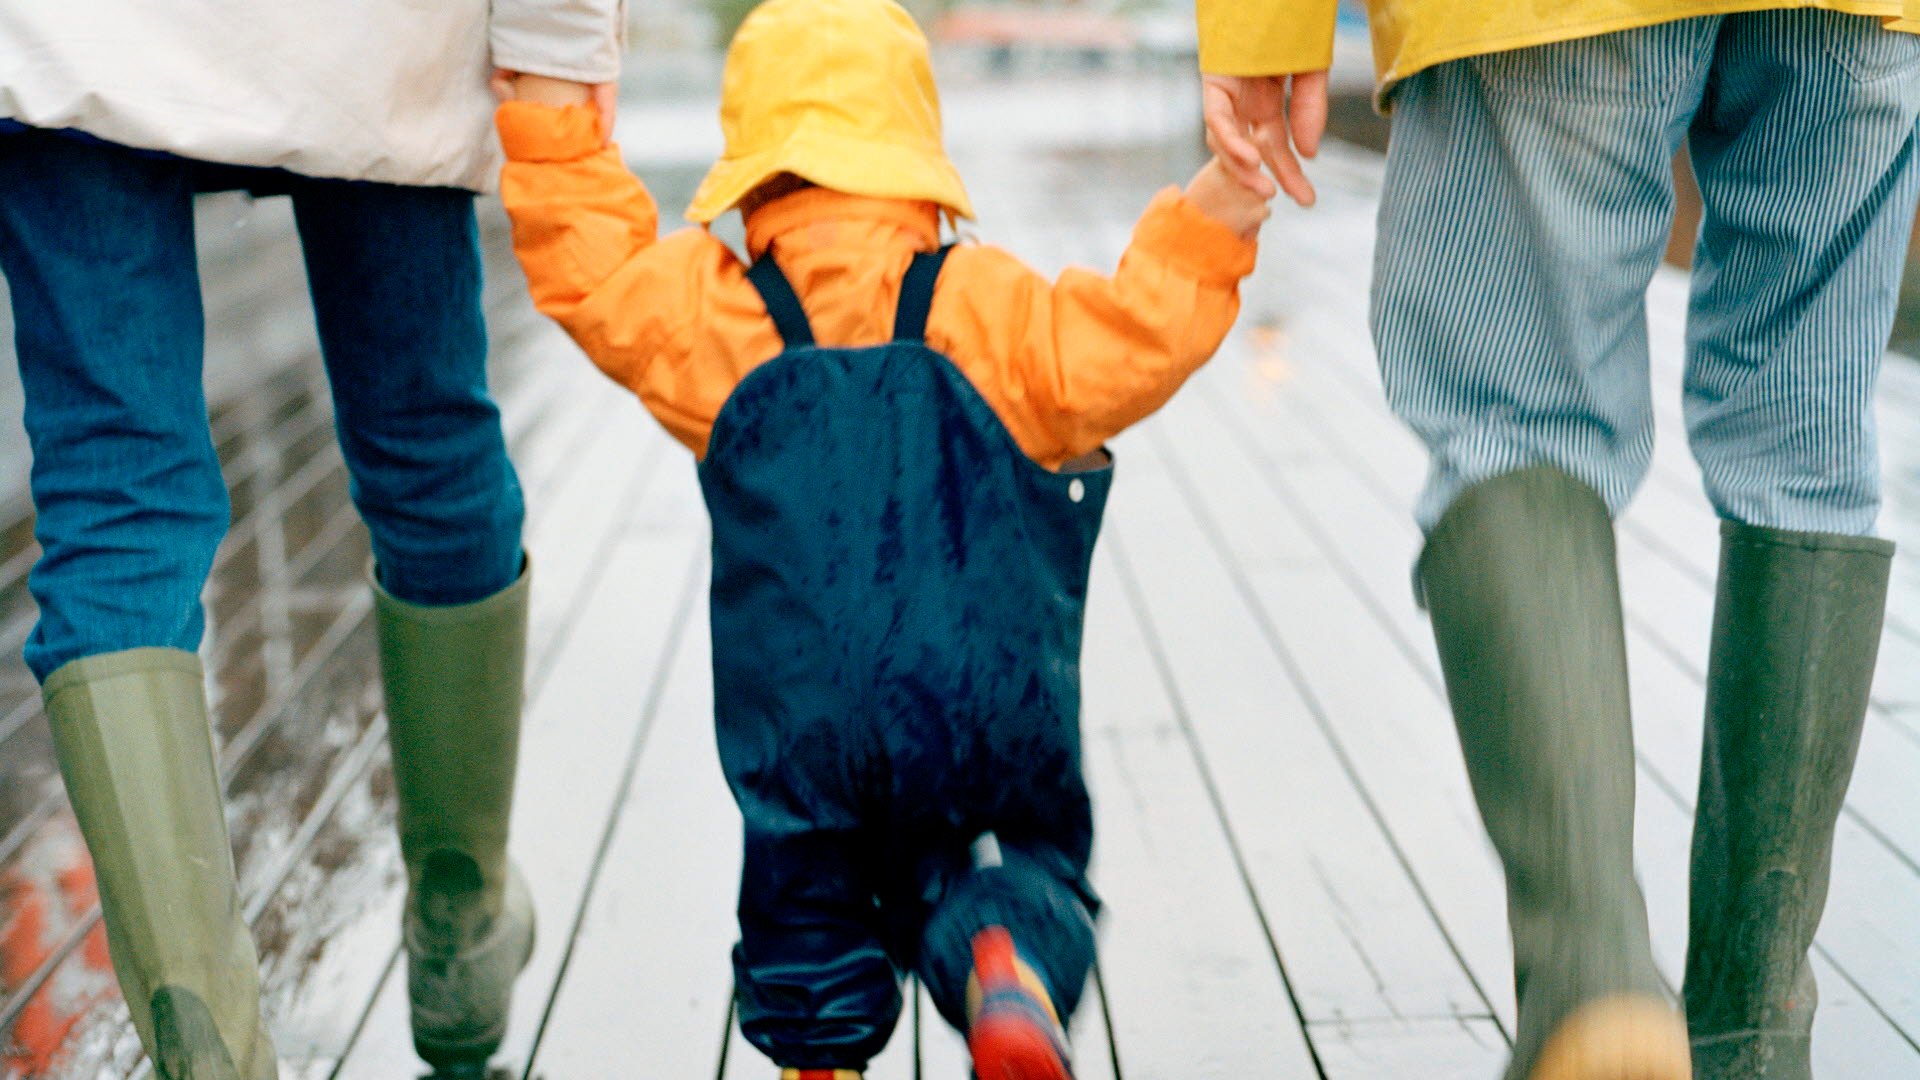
[0,369,341,864]
[0,209,624,1076]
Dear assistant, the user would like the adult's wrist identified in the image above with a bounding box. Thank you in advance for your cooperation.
[513,73,595,108]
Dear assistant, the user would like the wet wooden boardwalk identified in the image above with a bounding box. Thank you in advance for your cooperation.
[3,67,1920,1079]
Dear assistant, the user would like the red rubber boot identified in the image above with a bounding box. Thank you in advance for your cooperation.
[967,927,1074,1080]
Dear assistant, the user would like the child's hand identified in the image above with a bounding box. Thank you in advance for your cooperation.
[1184,157,1274,241]
[491,69,618,144]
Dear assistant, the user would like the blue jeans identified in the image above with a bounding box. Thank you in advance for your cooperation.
[1372,11,1920,535]
[0,128,525,682]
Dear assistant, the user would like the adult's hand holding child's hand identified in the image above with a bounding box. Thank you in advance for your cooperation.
[1202,73,1327,208]
[1185,157,1274,241]
[491,69,618,144]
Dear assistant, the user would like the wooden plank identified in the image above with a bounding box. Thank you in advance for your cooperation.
[1067,155,1497,1060]
[1157,384,1515,1052]
[1110,402,1498,1026]
[1167,378,1512,999]
[521,563,736,1080]
[1081,545,1320,1079]
[1065,973,1120,1080]
[1307,1017,1506,1080]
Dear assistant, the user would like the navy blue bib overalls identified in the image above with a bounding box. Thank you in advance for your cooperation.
[700,249,1112,1069]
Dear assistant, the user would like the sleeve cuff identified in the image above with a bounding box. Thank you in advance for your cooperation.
[1132,188,1258,287]
[489,0,626,85]
[489,53,622,85]
[495,102,604,162]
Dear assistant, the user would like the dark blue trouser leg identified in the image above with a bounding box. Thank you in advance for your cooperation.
[914,842,1097,1036]
[0,130,229,682]
[734,825,904,1070]
[290,181,523,605]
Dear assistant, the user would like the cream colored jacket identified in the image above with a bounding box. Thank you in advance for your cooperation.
[0,1,623,191]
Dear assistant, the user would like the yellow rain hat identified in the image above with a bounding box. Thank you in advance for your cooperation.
[685,0,974,224]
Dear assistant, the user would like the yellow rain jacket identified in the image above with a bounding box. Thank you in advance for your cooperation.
[494,103,1256,468]
[1198,0,1920,96]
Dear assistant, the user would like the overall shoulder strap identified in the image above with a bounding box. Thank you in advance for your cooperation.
[746,256,815,348]
[893,246,953,344]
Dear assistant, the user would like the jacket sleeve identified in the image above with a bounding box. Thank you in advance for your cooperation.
[938,189,1257,465]
[490,0,625,83]
[1196,0,1338,76]
[495,101,743,449]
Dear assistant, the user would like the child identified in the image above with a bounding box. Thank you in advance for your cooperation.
[493,1,1270,1076]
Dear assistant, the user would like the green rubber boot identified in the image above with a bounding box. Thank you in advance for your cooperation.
[1683,523,1892,1080]
[373,561,536,1070]
[42,648,278,1080]
[1420,466,1690,1080]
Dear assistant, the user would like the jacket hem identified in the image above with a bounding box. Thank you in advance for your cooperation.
[1373,0,1917,105]
[487,55,621,85]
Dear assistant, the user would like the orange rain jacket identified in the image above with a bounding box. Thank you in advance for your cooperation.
[494,102,1259,470]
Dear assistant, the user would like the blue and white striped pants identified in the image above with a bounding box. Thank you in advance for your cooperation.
[1371,11,1920,535]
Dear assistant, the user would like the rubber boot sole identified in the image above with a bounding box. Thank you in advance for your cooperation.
[1530,996,1693,1080]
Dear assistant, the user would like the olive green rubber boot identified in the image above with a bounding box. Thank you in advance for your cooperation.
[42,648,278,1080]
[1419,466,1689,1080]
[373,561,535,1070]
[1683,523,1892,1080]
